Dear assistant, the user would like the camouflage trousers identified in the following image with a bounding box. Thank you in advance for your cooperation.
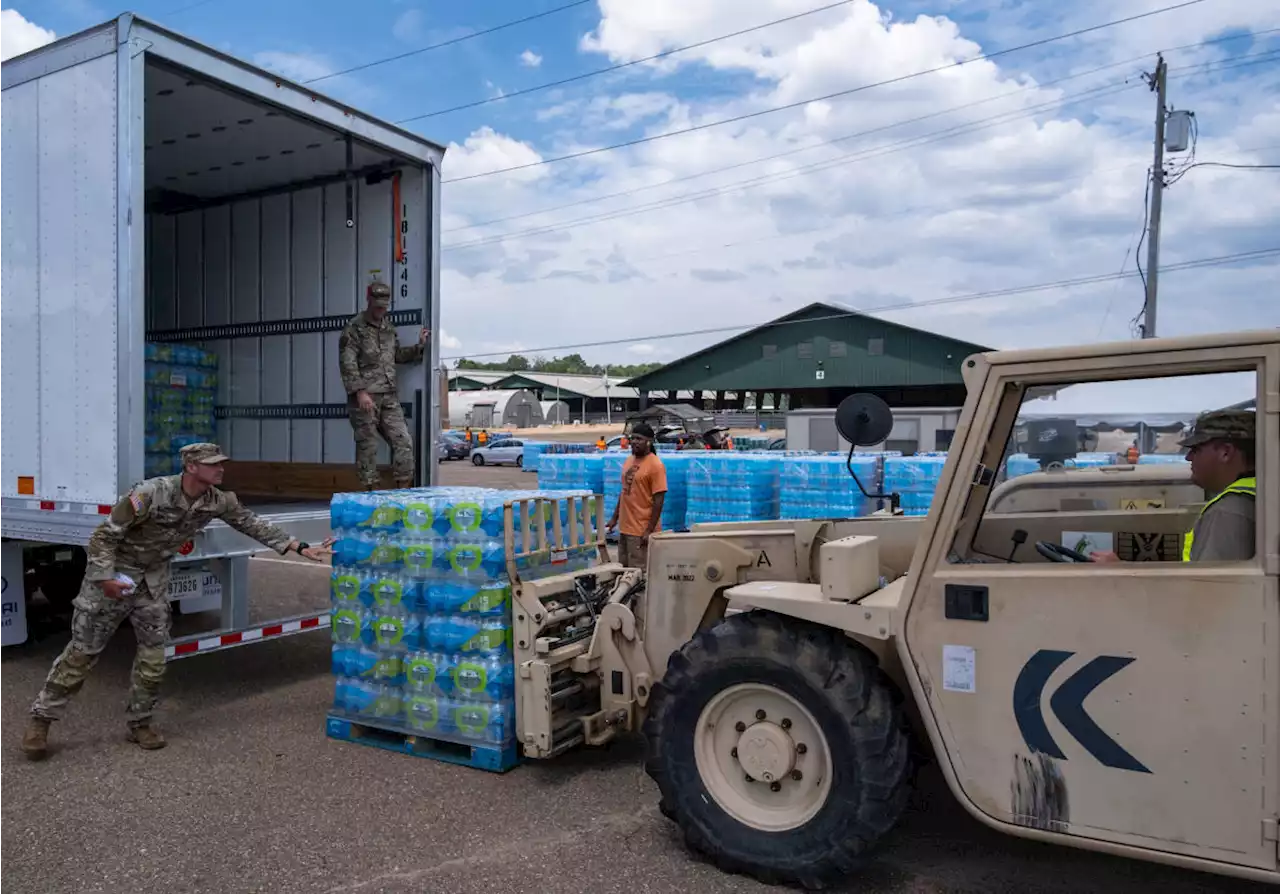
[348,392,414,488]
[30,576,171,728]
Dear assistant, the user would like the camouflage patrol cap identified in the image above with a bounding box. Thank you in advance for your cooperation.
[367,281,392,308]
[1178,409,1256,448]
[180,442,230,465]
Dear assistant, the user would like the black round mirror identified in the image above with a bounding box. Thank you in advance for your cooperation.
[835,393,894,447]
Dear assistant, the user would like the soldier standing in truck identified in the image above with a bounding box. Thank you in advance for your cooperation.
[339,279,430,490]
[21,443,334,759]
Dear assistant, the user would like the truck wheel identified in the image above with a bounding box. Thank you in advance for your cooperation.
[33,547,87,611]
[643,611,911,890]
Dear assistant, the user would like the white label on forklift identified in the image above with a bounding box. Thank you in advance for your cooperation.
[942,644,976,693]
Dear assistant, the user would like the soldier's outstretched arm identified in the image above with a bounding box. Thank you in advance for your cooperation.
[217,493,335,561]
[85,483,155,582]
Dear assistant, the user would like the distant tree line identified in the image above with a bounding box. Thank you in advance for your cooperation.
[454,353,662,379]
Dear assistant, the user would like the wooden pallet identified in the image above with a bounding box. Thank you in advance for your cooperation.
[324,715,520,773]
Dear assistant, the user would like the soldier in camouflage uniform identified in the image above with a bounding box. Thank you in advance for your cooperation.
[21,443,333,759]
[339,281,430,490]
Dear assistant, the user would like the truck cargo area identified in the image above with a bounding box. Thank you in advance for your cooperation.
[142,56,433,503]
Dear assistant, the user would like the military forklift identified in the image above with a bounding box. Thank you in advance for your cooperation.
[501,330,1277,889]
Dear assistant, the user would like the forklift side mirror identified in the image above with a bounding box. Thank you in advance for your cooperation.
[835,394,894,447]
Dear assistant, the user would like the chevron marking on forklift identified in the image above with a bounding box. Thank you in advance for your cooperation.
[1013,649,1151,774]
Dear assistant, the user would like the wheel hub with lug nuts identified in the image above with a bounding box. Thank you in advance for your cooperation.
[735,721,795,784]
[694,683,834,832]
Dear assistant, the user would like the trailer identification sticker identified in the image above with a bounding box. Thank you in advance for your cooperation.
[942,644,976,693]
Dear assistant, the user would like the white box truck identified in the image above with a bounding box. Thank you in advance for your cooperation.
[1,14,445,656]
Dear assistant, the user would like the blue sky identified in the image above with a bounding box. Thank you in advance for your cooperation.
[4,0,1279,402]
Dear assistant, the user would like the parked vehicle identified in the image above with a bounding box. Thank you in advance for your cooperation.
[437,433,471,461]
[471,439,525,467]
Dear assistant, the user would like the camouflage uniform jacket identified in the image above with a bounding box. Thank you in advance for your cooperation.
[85,475,295,594]
[339,312,425,396]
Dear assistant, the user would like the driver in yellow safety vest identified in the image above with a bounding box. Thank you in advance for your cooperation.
[1093,409,1256,563]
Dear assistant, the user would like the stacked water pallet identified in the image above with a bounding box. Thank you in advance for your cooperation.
[882,454,950,517]
[537,454,605,495]
[780,454,884,519]
[144,343,218,477]
[326,486,596,772]
[686,454,783,525]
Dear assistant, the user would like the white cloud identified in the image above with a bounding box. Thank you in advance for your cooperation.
[443,126,546,184]
[627,343,657,356]
[393,9,425,44]
[520,49,543,68]
[1,9,56,62]
[437,1,1280,383]
[437,329,463,350]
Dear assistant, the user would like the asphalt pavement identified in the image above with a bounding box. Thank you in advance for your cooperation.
[1,460,1271,893]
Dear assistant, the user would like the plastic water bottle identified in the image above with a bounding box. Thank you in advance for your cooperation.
[450,699,512,745]
[450,655,515,702]
[331,605,364,645]
[403,693,447,733]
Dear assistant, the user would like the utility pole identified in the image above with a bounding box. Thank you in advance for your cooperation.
[1141,54,1168,339]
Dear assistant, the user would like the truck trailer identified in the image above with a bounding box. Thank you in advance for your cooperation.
[1,14,445,656]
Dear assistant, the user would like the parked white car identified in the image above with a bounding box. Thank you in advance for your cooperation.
[471,438,525,467]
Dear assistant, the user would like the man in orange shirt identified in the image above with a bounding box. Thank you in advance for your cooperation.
[606,423,667,569]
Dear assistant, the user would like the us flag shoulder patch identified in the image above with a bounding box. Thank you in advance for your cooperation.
[128,491,144,514]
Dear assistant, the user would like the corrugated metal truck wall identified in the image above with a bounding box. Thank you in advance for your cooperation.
[146,171,426,467]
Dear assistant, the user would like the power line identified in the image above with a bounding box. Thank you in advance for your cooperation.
[1174,161,1280,171]
[444,80,1140,251]
[412,21,1280,125]
[304,0,592,85]
[446,55,1148,234]
[442,50,1276,252]
[441,247,1280,361]
[446,44,1277,237]
[398,0,857,123]
[441,0,1209,184]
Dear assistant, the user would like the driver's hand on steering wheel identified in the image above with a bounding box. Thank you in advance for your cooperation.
[1090,550,1121,564]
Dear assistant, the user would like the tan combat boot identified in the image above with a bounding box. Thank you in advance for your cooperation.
[394,478,413,490]
[21,717,51,760]
[126,725,167,750]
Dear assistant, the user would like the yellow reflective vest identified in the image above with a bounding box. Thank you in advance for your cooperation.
[1182,476,1256,561]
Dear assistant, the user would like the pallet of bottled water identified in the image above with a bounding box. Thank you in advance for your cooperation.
[780,455,885,519]
[520,441,548,472]
[144,342,218,478]
[686,454,782,525]
[326,485,598,772]
[882,455,949,517]
[537,453,605,494]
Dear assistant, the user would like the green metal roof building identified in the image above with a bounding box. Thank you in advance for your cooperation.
[622,302,990,411]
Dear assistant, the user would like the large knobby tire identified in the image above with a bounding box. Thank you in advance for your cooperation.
[643,611,911,890]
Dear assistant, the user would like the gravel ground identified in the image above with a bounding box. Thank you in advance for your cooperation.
[1,461,1269,893]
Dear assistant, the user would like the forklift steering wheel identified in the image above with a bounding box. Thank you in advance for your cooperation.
[1035,541,1094,563]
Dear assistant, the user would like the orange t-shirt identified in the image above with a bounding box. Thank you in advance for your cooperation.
[619,453,668,537]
